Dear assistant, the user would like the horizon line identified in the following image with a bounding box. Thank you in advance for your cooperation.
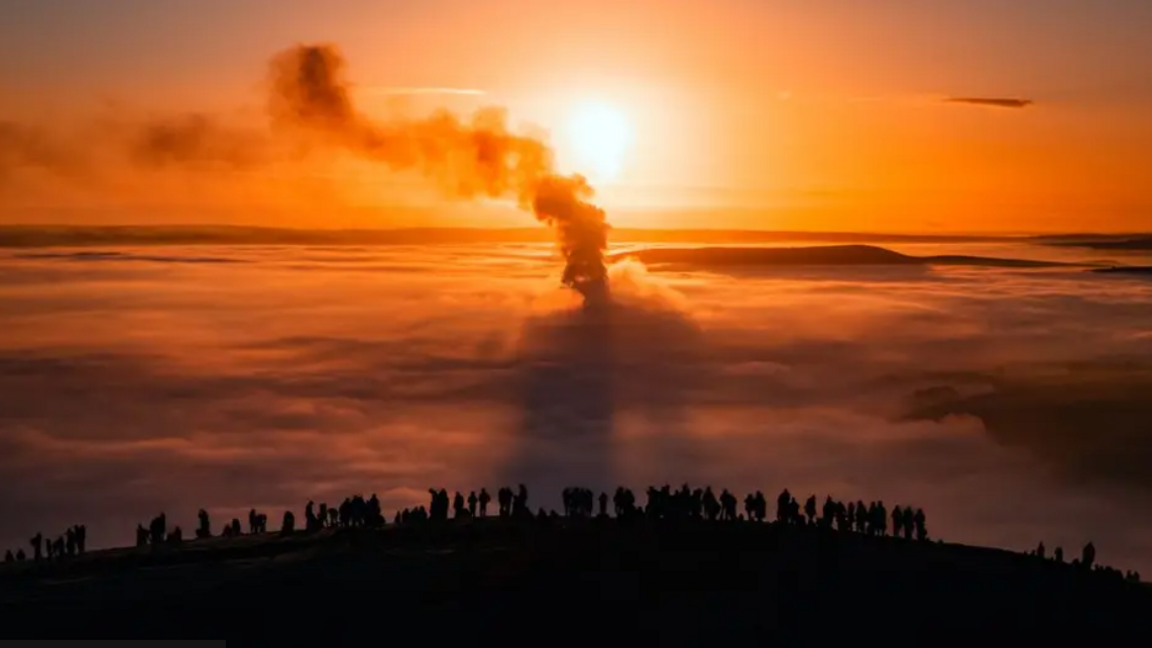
[1,224,1148,238]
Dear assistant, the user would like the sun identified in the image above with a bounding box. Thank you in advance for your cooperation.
[565,100,632,182]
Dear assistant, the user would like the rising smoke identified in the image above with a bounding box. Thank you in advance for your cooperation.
[266,44,610,301]
[0,44,612,301]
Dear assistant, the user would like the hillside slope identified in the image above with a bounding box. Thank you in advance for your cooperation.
[1,518,1148,641]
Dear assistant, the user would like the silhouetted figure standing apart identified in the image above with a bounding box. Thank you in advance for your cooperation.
[196,509,211,539]
[598,492,608,518]
[1055,547,1064,563]
[468,491,478,518]
[514,484,529,518]
[15,549,25,561]
[30,533,42,561]
[4,550,12,563]
[76,525,86,554]
[1036,542,1046,559]
[281,511,295,536]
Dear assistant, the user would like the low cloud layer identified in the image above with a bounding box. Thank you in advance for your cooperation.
[2,242,1151,572]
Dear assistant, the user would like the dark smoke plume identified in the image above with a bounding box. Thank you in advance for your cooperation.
[125,114,272,168]
[266,44,610,300]
[0,44,611,299]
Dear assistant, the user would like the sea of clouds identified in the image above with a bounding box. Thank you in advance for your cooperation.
[2,240,1152,572]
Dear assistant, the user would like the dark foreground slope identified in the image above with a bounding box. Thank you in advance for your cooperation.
[1,519,1149,642]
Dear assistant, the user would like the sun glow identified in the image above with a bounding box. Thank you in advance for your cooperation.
[565,100,632,183]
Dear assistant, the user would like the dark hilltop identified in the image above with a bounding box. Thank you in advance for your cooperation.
[1,483,1149,643]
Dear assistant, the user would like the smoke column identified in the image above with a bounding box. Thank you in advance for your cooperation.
[268,44,610,302]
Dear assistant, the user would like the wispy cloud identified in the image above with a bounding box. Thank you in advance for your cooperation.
[944,97,1034,109]
[356,86,487,96]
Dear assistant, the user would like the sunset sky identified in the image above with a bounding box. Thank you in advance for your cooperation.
[3,0,1152,231]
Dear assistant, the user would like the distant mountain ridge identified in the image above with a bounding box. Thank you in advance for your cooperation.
[0,225,1022,247]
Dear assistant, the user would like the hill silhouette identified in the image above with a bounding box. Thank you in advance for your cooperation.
[609,244,1081,269]
[1035,234,1152,251]
[1094,266,1152,276]
[1,485,1148,642]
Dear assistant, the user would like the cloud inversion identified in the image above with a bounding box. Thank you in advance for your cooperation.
[2,241,1152,574]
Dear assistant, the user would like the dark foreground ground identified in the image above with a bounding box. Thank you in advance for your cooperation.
[2,518,1150,643]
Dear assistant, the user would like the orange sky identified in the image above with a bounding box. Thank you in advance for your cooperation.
[3,0,1152,232]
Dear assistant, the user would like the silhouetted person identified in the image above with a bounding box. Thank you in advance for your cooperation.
[822,496,837,528]
[776,489,790,523]
[514,484,529,517]
[76,525,86,554]
[753,491,767,522]
[1055,547,1064,563]
[196,509,211,539]
[281,511,295,536]
[479,488,490,517]
[150,513,167,545]
[900,507,914,540]
[4,550,13,563]
[720,489,737,521]
[598,492,608,518]
[703,487,719,522]
[913,508,927,541]
[328,508,338,527]
[468,491,478,517]
[1082,542,1096,569]
[454,492,466,518]
[168,526,183,544]
[368,494,382,526]
[497,487,511,517]
[30,533,42,561]
[136,524,148,548]
[15,549,25,562]
[65,528,76,556]
[891,506,903,538]
[1036,542,1046,559]
[804,495,817,525]
[306,501,318,532]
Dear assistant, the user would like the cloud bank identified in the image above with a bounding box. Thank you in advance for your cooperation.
[1,242,1152,573]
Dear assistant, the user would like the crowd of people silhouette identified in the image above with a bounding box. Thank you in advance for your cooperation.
[0,483,1142,584]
